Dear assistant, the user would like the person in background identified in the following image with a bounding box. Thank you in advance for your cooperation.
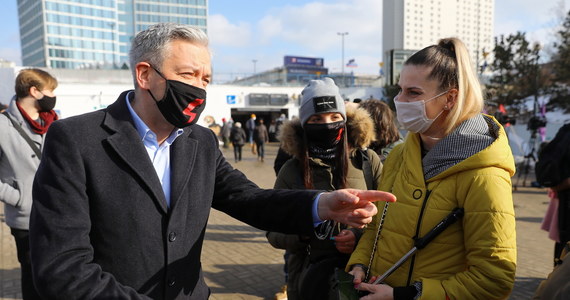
[273,146,292,176]
[230,121,246,163]
[273,115,295,175]
[347,37,516,299]
[271,122,294,300]
[533,241,570,299]
[537,123,570,264]
[359,99,403,162]
[0,68,59,300]
[276,113,287,132]
[268,119,277,142]
[553,169,570,262]
[253,119,269,162]
[204,115,221,140]
[267,78,383,300]
[29,23,395,300]
[221,117,232,149]
[246,113,257,154]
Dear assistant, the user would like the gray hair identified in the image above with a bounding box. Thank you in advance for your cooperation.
[129,23,209,83]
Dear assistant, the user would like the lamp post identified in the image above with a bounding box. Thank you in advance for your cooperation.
[533,43,541,116]
[337,32,348,86]
[108,21,117,69]
[252,59,258,85]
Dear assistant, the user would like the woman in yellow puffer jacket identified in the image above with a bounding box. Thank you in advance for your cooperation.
[346,37,517,300]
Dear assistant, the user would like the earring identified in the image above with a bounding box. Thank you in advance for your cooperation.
[444,105,448,110]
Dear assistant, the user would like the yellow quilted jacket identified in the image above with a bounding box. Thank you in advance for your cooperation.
[346,116,517,300]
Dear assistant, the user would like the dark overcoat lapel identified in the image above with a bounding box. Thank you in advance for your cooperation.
[100,94,200,211]
[102,93,168,213]
[170,129,198,210]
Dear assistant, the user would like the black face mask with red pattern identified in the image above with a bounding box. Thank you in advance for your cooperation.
[148,66,207,128]
[304,120,346,149]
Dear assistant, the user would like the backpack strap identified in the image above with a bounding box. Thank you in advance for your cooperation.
[2,111,42,159]
[358,149,375,190]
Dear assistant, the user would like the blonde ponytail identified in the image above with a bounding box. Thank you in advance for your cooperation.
[404,37,484,134]
[441,38,484,134]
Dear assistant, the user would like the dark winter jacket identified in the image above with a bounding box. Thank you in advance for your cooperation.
[266,106,382,300]
[253,123,269,144]
[230,126,246,146]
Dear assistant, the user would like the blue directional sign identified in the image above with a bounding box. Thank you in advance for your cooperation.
[226,95,236,104]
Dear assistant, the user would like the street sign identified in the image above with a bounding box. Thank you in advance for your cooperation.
[226,95,236,104]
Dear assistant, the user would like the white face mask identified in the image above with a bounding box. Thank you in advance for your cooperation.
[395,90,448,133]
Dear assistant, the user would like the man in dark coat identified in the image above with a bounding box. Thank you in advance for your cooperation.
[253,119,269,162]
[246,114,256,154]
[230,121,246,162]
[29,23,395,300]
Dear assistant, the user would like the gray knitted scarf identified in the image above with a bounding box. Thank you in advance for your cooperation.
[423,114,499,181]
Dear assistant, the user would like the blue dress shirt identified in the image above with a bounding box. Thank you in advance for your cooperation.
[126,92,325,221]
[125,91,184,208]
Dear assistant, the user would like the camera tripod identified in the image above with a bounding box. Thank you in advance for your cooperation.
[514,129,538,190]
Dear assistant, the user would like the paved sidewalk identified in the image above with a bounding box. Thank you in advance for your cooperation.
[0,142,557,299]
[0,206,21,300]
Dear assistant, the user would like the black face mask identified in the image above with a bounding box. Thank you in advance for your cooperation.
[304,120,346,149]
[36,91,56,112]
[148,66,207,128]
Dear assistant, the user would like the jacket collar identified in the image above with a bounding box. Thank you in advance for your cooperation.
[423,114,495,181]
[6,97,44,143]
[7,97,26,124]
[402,114,515,183]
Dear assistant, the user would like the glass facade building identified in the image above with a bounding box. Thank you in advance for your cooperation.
[17,0,208,69]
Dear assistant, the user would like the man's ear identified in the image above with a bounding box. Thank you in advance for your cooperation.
[446,88,459,109]
[135,62,152,90]
[28,86,41,99]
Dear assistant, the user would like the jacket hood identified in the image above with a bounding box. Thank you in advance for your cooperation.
[278,106,376,159]
[436,115,515,179]
[400,115,515,182]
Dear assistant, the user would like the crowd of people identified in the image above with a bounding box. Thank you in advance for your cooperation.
[208,113,285,163]
[0,22,568,300]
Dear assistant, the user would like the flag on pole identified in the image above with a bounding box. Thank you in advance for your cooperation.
[498,103,507,114]
[346,59,358,68]
[498,104,511,127]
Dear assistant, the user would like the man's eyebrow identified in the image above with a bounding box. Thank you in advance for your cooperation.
[175,66,196,72]
[175,62,201,70]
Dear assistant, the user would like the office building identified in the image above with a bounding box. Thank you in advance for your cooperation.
[17,0,207,69]
[230,56,329,86]
[383,0,494,84]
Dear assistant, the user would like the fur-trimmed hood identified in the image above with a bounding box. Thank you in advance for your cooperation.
[278,106,376,159]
